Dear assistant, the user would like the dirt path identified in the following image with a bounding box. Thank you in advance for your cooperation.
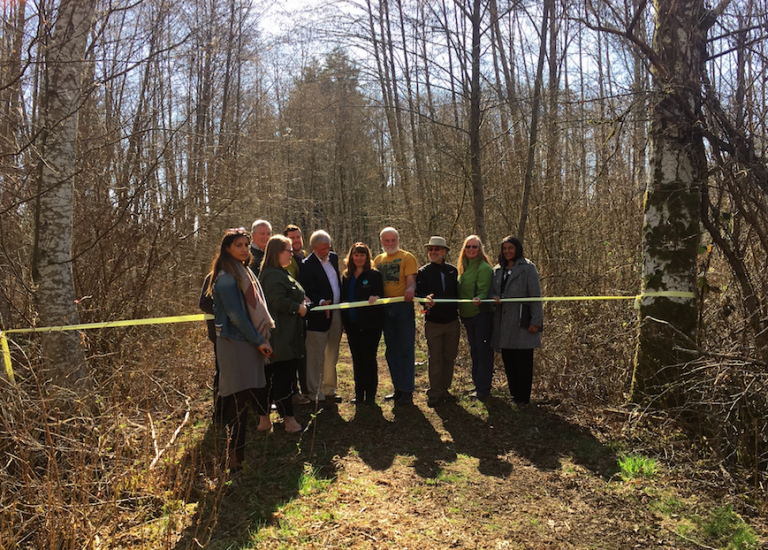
[170,345,763,550]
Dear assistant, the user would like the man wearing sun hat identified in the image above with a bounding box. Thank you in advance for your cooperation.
[416,236,460,407]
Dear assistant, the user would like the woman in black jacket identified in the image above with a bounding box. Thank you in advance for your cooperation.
[341,242,384,404]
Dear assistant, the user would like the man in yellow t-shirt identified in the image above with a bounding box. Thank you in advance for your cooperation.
[372,227,418,406]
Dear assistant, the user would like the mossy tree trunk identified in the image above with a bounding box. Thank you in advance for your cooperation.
[631,0,721,405]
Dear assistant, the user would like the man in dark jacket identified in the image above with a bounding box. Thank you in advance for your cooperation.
[300,230,343,404]
[248,219,271,276]
[416,236,460,407]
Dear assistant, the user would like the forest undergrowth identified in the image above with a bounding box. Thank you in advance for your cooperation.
[0,300,766,549]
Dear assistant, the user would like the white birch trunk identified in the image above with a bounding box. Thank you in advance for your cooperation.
[632,0,714,404]
[32,0,97,387]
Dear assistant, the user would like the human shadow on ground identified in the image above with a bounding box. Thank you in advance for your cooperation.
[433,398,514,477]
[173,393,617,549]
[324,400,455,479]
[172,408,326,550]
[483,396,619,479]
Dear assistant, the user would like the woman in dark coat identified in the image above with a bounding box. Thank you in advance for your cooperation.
[258,235,308,433]
[490,236,543,404]
[340,242,384,404]
[207,228,273,470]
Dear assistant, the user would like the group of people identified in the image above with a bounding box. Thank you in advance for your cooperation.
[200,221,543,470]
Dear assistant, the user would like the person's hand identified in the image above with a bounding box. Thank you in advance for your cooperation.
[368,295,379,304]
[317,299,332,318]
[404,287,415,302]
[258,342,273,356]
[493,296,501,304]
[425,294,435,309]
[298,304,307,317]
[528,325,539,333]
[472,297,481,306]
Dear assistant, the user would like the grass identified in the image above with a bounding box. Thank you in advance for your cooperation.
[701,506,760,550]
[5,328,765,549]
[617,453,658,481]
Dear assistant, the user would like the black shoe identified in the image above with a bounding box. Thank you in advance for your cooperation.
[427,396,442,408]
[395,392,413,407]
[327,394,343,403]
[385,390,402,401]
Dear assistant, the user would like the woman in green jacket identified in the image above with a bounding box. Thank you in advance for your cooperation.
[457,235,495,399]
[258,235,308,433]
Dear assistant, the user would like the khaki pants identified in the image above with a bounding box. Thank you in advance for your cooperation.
[305,311,342,401]
[425,319,460,398]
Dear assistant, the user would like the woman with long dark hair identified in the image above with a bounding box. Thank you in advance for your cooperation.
[341,242,384,404]
[207,227,274,470]
[258,235,307,433]
[490,236,543,405]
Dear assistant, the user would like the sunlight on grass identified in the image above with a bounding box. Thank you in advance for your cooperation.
[618,454,657,481]
[298,463,333,496]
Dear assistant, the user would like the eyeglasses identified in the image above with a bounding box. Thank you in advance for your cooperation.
[465,245,479,249]
[282,248,292,253]
[225,227,247,236]
[427,247,444,252]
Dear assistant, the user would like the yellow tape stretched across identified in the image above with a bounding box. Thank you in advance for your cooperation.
[3,313,211,334]
[1,314,213,383]
[0,291,693,383]
[309,291,695,311]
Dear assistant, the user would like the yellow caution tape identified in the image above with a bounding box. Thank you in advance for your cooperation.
[311,291,696,311]
[3,314,212,334]
[1,332,14,384]
[0,291,694,382]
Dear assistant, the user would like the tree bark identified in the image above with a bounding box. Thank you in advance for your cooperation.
[517,0,550,245]
[32,0,97,388]
[631,0,710,404]
[468,0,486,243]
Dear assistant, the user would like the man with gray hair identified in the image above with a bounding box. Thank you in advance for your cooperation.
[373,226,418,406]
[249,219,272,277]
[300,230,343,404]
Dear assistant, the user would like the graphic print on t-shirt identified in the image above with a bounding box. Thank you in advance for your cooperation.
[378,260,402,285]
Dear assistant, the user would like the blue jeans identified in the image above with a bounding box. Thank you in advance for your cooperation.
[383,301,416,393]
[461,311,494,395]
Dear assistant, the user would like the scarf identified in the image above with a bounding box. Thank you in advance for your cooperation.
[234,264,275,341]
